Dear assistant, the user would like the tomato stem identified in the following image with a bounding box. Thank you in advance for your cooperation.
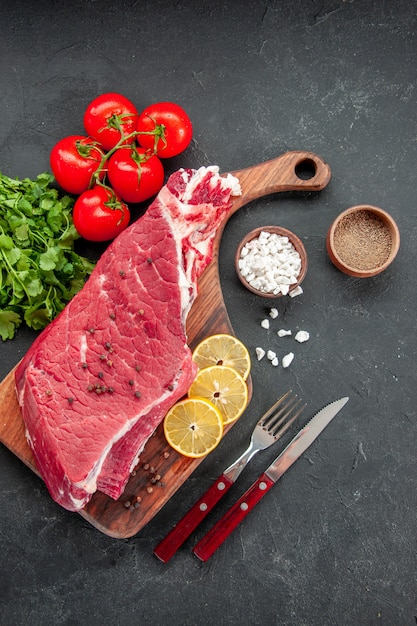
[75,139,104,161]
[89,124,162,190]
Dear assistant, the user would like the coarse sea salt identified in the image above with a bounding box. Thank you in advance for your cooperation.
[255,347,266,361]
[277,329,292,337]
[282,352,295,368]
[261,319,270,329]
[289,285,303,298]
[295,330,310,343]
[238,231,302,295]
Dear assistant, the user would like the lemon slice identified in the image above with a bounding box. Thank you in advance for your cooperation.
[188,365,248,425]
[192,334,251,381]
[163,398,224,458]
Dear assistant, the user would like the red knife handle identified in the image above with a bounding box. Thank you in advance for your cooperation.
[154,474,234,562]
[192,473,274,562]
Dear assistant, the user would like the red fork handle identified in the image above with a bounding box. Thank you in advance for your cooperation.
[154,474,234,562]
[192,473,275,562]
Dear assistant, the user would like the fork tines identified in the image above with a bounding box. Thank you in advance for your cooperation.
[261,390,306,438]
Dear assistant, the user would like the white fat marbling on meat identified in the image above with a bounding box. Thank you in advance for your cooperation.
[158,167,241,321]
[179,165,241,205]
[158,186,196,320]
[180,165,219,203]
[79,335,88,363]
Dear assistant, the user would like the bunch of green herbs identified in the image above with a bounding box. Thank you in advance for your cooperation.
[0,171,95,340]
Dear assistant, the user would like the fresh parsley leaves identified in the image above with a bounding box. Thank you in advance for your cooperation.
[0,171,95,340]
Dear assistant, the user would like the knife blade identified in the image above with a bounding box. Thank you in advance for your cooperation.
[192,396,349,562]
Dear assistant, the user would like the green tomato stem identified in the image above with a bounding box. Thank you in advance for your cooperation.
[89,122,165,189]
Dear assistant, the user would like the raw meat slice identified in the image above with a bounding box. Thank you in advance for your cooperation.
[15,166,241,511]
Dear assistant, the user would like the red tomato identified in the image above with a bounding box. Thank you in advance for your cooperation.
[136,102,192,158]
[83,93,138,151]
[73,186,130,242]
[107,147,164,203]
[50,135,104,194]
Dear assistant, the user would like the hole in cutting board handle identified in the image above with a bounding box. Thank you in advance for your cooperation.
[294,158,317,180]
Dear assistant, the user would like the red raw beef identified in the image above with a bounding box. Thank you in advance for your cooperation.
[15,166,241,511]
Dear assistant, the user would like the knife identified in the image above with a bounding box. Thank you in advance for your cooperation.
[192,396,349,562]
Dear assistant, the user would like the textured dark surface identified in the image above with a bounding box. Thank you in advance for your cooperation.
[1,1,416,624]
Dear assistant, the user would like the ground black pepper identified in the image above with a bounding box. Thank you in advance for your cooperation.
[333,210,392,270]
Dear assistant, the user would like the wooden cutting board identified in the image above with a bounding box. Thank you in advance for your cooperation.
[0,151,331,538]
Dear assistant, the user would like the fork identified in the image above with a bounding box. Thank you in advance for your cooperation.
[154,390,305,562]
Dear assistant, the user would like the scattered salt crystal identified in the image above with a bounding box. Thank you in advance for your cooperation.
[266,350,276,361]
[261,319,270,329]
[269,308,279,319]
[295,330,310,343]
[255,347,266,361]
[282,352,294,368]
[277,329,292,337]
[271,357,279,366]
[289,285,303,298]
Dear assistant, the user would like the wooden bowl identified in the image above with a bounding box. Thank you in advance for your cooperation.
[326,205,400,278]
[235,226,308,298]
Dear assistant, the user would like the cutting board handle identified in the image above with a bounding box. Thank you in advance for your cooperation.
[229,150,331,214]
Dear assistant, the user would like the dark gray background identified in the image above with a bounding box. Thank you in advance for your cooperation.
[1,1,416,624]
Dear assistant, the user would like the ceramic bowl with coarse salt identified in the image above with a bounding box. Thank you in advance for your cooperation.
[326,204,400,278]
[235,226,308,298]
